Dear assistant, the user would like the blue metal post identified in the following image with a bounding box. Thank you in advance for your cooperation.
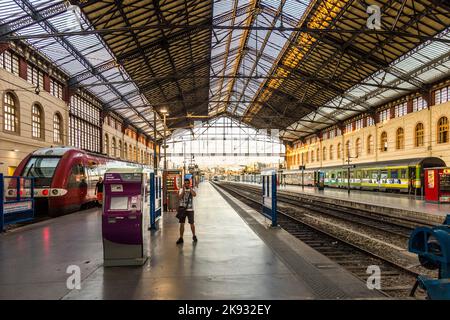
[30,177,35,219]
[0,174,4,232]
[16,176,20,201]
[271,173,277,227]
[149,172,156,230]
[262,176,265,208]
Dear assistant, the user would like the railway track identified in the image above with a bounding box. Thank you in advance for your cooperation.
[225,183,418,239]
[213,182,426,298]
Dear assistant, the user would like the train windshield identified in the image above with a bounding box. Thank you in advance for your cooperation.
[23,156,61,187]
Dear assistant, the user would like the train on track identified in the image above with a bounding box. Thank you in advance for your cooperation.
[9,146,148,216]
[229,157,446,195]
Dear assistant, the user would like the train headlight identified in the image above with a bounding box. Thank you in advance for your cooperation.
[42,189,49,196]
[8,190,13,196]
[52,189,58,195]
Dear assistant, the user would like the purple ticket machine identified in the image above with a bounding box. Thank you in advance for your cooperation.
[102,168,150,266]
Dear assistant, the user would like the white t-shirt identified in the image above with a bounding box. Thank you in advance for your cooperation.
[179,188,195,211]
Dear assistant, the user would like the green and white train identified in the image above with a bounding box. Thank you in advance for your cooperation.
[281,157,446,194]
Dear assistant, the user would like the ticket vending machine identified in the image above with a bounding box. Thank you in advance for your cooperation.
[102,168,151,266]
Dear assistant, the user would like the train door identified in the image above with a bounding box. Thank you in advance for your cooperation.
[86,164,99,201]
[67,163,87,208]
[409,166,422,195]
[317,171,325,190]
[337,171,342,188]
[374,170,380,190]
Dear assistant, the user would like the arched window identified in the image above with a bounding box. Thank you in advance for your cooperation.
[396,128,404,149]
[112,137,117,157]
[133,146,136,161]
[32,104,43,139]
[128,145,132,161]
[415,123,424,147]
[323,147,327,161]
[311,150,314,162]
[329,145,334,160]
[367,135,374,155]
[355,138,361,158]
[305,151,309,163]
[4,92,18,132]
[316,148,320,162]
[104,134,109,155]
[381,132,388,152]
[118,140,122,158]
[53,113,63,144]
[337,143,342,159]
[437,117,449,144]
[124,143,127,159]
[345,140,351,159]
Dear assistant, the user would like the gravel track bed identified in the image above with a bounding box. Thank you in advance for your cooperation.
[215,183,437,298]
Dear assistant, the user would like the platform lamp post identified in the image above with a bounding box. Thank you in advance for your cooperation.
[345,155,357,195]
[298,148,305,191]
[160,108,169,212]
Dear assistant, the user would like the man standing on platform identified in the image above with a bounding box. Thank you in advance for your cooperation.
[176,178,197,244]
[95,177,104,207]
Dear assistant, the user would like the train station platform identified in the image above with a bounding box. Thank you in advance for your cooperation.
[239,182,448,225]
[0,182,383,300]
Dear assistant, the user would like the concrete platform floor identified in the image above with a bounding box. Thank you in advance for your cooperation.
[0,182,329,300]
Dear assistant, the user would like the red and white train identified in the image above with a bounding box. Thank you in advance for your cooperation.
[10,147,147,216]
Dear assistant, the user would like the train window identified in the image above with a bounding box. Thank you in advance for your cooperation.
[401,169,407,179]
[23,157,61,187]
[380,170,388,179]
[391,170,398,179]
[68,164,85,188]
